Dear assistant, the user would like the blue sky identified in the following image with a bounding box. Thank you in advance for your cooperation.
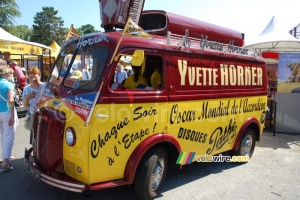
[14,0,300,42]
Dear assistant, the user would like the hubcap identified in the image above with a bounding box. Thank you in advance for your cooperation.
[150,158,165,191]
[241,135,253,156]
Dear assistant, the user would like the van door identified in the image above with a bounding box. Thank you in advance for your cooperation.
[88,50,170,184]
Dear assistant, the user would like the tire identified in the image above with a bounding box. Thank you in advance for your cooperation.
[234,128,256,159]
[134,147,168,200]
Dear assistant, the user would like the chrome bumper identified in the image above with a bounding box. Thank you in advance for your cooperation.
[24,147,86,193]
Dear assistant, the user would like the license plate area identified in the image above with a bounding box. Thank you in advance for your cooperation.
[24,159,41,182]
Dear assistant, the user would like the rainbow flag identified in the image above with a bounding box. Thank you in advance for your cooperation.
[176,152,196,165]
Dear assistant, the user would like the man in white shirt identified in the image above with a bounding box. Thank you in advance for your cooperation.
[115,63,128,84]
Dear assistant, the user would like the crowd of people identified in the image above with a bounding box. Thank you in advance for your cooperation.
[0,51,44,173]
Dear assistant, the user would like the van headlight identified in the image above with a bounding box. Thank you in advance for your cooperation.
[65,127,76,146]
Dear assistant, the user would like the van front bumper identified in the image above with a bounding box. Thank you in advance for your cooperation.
[24,147,86,193]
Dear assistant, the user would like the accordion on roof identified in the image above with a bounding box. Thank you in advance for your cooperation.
[99,0,145,30]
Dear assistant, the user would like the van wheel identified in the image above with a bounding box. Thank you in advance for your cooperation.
[134,147,168,200]
[234,128,256,158]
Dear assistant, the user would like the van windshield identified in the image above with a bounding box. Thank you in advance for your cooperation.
[49,45,109,91]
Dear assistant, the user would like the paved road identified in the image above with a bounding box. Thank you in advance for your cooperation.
[1,117,300,200]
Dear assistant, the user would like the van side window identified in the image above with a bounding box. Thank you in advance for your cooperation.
[111,54,163,90]
[140,13,167,31]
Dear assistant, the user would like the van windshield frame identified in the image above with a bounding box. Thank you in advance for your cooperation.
[48,45,109,91]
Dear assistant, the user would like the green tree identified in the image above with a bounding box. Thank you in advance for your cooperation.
[0,0,21,28]
[31,6,66,46]
[6,25,32,41]
[80,24,97,34]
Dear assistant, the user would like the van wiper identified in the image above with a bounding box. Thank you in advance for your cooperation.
[67,79,95,94]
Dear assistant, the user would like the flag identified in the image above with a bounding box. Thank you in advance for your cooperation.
[122,17,152,39]
[65,24,80,41]
[109,17,152,64]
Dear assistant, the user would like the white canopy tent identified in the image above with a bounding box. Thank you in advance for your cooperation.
[244,16,300,134]
[244,16,300,52]
[0,27,53,50]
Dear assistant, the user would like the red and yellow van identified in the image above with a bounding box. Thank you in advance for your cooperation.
[24,5,267,200]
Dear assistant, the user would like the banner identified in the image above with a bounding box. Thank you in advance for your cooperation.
[278,53,300,93]
[65,25,80,41]
[0,43,43,55]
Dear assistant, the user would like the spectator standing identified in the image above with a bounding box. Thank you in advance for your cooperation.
[0,59,18,172]
[59,62,70,78]
[9,61,27,96]
[3,51,11,65]
[115,63,128,84]
[22,67,45,115]
[20,66,28,79]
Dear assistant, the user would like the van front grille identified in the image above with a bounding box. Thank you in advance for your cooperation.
[32,108,66,174]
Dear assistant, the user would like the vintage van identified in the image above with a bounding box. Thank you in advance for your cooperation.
[24,4,267,200]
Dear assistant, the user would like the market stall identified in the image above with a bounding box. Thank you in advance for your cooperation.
[0,28,56,117]
[244,16,300,134]
[0,28,61,79]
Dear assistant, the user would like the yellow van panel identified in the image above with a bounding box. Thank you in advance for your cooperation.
[87,95,266,183]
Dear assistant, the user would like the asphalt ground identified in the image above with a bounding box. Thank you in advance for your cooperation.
[0,117,300,200]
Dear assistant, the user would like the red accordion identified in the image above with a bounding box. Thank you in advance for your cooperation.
[99,0,145,30]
